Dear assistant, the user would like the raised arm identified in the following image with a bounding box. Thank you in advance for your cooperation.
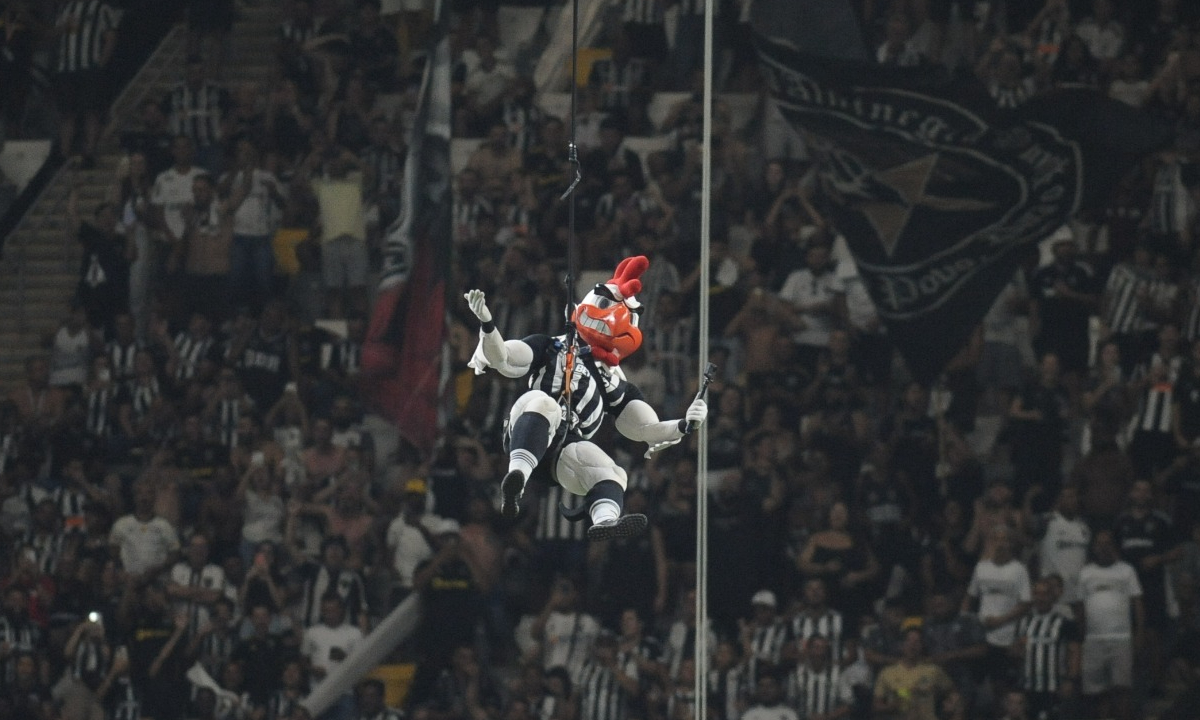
[464,289,535,378]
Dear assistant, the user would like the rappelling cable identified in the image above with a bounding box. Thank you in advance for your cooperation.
[558,0,583,430]
[694,0,715,714]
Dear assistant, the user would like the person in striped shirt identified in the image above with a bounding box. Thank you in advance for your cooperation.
[785,635,853,720]
[1012,578,1082,720]
[52,0,119,167]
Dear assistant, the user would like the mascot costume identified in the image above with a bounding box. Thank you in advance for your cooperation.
[465,255,707,539]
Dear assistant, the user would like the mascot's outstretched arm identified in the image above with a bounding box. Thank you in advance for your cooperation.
[614,397,708,447]
[464,289,534,378]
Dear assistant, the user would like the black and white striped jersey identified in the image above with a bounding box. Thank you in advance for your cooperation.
[106,340,140,381]
[785,662,853,718]
[263,690,303,720]
[788,610,846,666]
[22,529,66,575]
[86,385,118,437]
[745,620,789,684]
[577,658,636,720]
[535,484,587,542]
[1103,263,1175,335]
[0,614,40,686]
[108,676,141,720]
[165,81,229,147]
[707,663,749,720]
[622,0,664,24]
[70,637,111,690]
[174,333,215,381]
[517,334,643,440]
[55,0,118,73]
[1015,610,1079,693]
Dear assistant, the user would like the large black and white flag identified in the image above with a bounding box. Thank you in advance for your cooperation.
[752,0,1172,382]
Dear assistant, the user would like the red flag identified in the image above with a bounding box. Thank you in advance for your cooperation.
[362,0,451,456]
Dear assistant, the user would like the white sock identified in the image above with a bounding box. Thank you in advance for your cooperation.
[508,450,537,481]
[590,498,620,525]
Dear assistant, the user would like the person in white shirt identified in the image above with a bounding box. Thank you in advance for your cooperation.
[302,593,364,683]
[385,478,452,601]
[108,481,179,579]
[529,575,600,685]
[1077,529,1142,720]
[778,242,845,368]
[150,136,204,248]
[1037,486,1092,606]
[166,533,232,635]
[963,526,1032,686]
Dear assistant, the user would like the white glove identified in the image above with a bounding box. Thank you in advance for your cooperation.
[464,289,492,324]
[684,397,708,430]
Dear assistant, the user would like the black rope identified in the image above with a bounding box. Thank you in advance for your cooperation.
[558,0,583,424]
[561,0,582,326]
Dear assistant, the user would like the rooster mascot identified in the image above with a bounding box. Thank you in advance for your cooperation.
[464,256,707,539]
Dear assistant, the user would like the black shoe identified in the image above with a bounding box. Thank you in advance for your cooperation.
[501,470,525,518]
[79,155,96,170]
[587,514,648,540]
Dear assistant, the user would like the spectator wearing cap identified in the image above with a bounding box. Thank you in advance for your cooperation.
[740,589,787,688]
[385,477,451,602]
[872,629,955,720]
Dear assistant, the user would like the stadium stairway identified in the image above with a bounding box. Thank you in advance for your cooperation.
[0,3,282,390]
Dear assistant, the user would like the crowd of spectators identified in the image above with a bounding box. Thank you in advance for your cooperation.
[6,1,1200,720]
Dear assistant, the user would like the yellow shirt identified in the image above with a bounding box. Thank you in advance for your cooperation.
[873,661,954,720]
[312,172,365,242]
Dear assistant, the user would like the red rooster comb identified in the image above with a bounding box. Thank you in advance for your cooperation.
[607,256,650,300]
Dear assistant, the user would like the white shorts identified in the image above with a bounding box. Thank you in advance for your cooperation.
[1082,637,1132,694]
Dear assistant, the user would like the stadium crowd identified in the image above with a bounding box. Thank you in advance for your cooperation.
[5,0,1200,720]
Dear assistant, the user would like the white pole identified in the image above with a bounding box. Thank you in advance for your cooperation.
[694,0,714,714]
